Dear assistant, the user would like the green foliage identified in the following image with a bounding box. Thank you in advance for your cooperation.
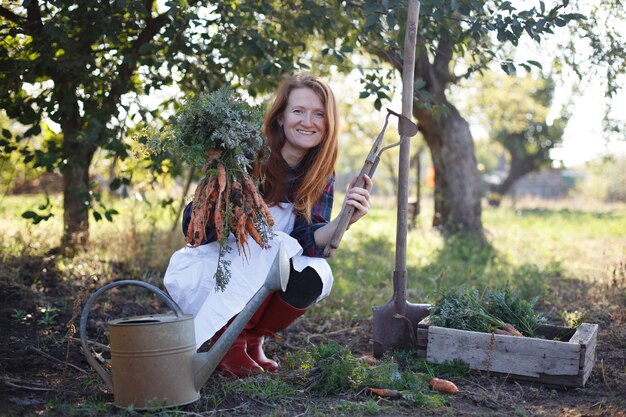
[429,285,546,336]
[309,342,365,395]
[136,88,266,171]
[429,286,507,333]
[22,196,54,224]
[283,342,456,409]
[0,0,337,247]
[485,283,547,336]
[240,376,297,403]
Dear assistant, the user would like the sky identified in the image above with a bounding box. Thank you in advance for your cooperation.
[516,0,626,167]
[551,85,626,167]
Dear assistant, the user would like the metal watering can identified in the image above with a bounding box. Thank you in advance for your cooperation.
[79,243,290,409]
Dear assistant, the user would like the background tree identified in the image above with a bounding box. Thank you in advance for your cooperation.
[328,1,584,235]
[0,1,348,249]
[460,72,569,205]
[558,0,625,140]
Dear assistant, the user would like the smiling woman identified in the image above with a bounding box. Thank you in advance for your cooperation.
[163,73,373,378]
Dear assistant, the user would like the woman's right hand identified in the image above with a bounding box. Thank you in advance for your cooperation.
[343,174,373,226]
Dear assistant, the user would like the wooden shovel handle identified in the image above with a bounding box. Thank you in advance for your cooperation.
[323,161,372,257]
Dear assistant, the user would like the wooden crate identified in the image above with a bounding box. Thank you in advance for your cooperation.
[415,323,598,388]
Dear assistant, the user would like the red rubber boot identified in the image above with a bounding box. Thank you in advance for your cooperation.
[216,331,263,377]
[246,292,307,373]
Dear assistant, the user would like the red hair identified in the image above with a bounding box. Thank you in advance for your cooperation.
[255,74,339,222]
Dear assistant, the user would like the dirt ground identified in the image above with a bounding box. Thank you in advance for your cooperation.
[1,260,625,417]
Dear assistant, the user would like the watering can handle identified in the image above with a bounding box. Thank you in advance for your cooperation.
[79,280,185,390]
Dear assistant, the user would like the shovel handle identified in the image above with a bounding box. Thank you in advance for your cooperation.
[323,162,372,257]
[79,280,184,390]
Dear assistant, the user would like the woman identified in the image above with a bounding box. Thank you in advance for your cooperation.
[164,74,372,377]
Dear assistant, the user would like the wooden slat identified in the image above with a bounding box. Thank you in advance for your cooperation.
[426,326,581,378]
[569,323,599,386]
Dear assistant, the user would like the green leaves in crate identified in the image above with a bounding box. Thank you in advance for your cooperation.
[429,285,545,336]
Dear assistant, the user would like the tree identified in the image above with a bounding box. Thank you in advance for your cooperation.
[462,72,569,204]
[327,1,583,235]
[0,1,336,249]
[561,1,626,143]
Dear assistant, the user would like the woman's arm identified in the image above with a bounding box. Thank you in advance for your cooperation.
[313,174,373,247]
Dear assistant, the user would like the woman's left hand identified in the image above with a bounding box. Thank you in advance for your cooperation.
[344,174,373,225]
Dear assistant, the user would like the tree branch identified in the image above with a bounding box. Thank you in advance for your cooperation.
[104,10,177,116]
[25,0,44,37]
[0,5,24,25]
[433,38,454,85]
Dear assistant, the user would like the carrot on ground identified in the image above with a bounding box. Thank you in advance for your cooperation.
[368,387,402,399]
[429,377,459,395]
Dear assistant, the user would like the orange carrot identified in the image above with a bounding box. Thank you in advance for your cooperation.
[243,176,262,207]
[368,387,402,398]
[359,355,379,366]
[217,163,226,193]
[186,177,209,246]
[502,323,524,337]
[429,377,459,395]
[245,217,265,247]
[243,176,274,227]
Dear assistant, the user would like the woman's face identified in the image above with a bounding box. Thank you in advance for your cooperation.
[279,87,326,167]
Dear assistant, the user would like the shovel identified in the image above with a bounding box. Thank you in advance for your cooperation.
[323,108,418,257]
[372,0,430,357]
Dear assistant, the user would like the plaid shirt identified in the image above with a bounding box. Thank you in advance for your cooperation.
[286,167,334,258]
[182,167,335,258]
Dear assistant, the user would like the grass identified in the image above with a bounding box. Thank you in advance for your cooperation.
[2,192,625,321]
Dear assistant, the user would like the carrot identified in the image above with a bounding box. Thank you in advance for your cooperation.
[214,195,225,242]
[429,377,459,395]
[186,176,209,246]
[502,323,524,337]
[245,217,265,247]
[217,163,226,193]
[368,387,402,398]
[243,176,274,227]
[232,204,248,259]
[359,355,379,366]
[243,176,263,207]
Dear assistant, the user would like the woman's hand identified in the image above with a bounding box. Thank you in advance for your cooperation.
[344,174,373,225]
[313,174,373,249]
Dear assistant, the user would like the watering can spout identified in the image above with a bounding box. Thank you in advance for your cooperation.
[193,241,290,389]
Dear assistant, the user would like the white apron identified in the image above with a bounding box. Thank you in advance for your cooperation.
[163,203,334,349]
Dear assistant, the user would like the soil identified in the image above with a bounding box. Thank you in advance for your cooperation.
[1,261,625,417]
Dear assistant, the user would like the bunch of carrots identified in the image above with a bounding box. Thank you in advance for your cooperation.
[186,151,274,265]
[135,87,272,290]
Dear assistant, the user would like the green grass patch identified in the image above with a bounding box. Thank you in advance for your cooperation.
[282,342,463,410]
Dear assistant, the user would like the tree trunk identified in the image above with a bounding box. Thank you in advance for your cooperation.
[62,153,94,249]
[488,136,544,207]
[417,103,484,235]
[61,126,95,250]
